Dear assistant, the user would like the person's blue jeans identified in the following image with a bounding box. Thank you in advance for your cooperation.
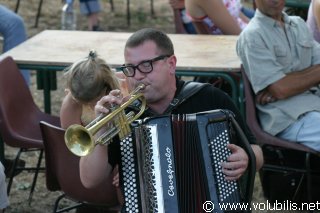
[184,22,197,34]
[241,7,255,19]
[277,111,320,152]
[0,5,30,85]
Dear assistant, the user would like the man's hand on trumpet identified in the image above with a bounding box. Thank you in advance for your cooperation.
[94,89,124,116]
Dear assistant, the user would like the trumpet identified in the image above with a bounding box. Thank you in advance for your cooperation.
[65,84,146,157]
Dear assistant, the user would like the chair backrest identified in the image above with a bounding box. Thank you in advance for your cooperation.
[241,67,317,153]
[39,121,119,205]
[252,0,257,10]
[172,9,187,34]
[191,20,211,34]
[0,56,54,148]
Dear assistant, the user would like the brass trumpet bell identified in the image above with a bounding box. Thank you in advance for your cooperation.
[65,84,146,156]
[65,125,94,156]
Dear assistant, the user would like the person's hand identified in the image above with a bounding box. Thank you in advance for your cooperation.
[221,144,248,181]
[115,72,130,97]
[94,89,123,116]
[112,172,119,187]
[256,90,276,105]
[112,165,120,188]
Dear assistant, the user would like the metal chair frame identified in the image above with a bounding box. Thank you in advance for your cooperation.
[0,56,60,204]
[241,66,320,204]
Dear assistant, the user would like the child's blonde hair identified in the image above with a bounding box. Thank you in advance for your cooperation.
[64,50,120,103]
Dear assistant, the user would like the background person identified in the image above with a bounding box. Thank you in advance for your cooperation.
[237,0,320,152]
[63,0,103,31]
[60,50,126,212]
[79,28,264,207]
[185,0,251,35]
[168,0,197,34]
[0,4,29,177]
[79,0,102,31]
[0,4,30,85]
[60,50,128,129]
[307,0,320,43]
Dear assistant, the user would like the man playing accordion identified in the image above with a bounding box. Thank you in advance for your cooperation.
[79,28,264,212]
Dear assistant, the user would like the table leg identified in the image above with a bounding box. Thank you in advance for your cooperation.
[127,0,130,26]
[43,72,52,114]
[150,0,154,16]
[36,70,57,114]
[18,65,60,115]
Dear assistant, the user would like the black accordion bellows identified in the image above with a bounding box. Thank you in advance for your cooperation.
[120,109,256,213]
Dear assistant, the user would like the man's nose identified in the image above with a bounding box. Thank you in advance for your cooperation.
[134,69,147,80]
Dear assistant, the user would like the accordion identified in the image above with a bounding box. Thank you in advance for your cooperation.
[119,109,255,213]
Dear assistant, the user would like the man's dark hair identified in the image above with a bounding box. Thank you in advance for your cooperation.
[125,28,174,55]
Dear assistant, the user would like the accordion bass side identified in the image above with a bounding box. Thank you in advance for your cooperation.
[120,109,255,213]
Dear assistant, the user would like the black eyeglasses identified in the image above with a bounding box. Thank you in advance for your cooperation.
[120,55,171,77]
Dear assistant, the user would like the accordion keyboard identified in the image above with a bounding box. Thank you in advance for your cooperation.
[208,127,240,204]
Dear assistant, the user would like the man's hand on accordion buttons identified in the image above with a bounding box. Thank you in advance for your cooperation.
[112,165,120,188]
[221,144,249,181]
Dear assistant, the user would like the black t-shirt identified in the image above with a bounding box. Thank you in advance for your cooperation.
[108,78,256,167]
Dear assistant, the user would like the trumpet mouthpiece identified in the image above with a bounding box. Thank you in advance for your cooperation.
[137,83,145,90]
[131,83,145,94]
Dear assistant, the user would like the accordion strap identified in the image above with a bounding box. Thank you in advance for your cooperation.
[163,81,208,114]
[127,82,207,117]
[230,114,256,206]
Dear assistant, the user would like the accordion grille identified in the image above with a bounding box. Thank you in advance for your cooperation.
[120,136,140,212]
[209,129,239,202]
[141,126,160,212]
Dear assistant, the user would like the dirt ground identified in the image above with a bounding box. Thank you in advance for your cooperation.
[0,0,293,212]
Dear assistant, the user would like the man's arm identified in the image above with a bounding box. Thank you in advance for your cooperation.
[268,64,320,99]
[256,64,320,104]
[185,0,242,35]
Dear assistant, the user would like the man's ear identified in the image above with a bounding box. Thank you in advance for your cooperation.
[168,55,177,74]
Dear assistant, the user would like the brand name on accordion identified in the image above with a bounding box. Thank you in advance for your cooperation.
[165,147,175,196]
